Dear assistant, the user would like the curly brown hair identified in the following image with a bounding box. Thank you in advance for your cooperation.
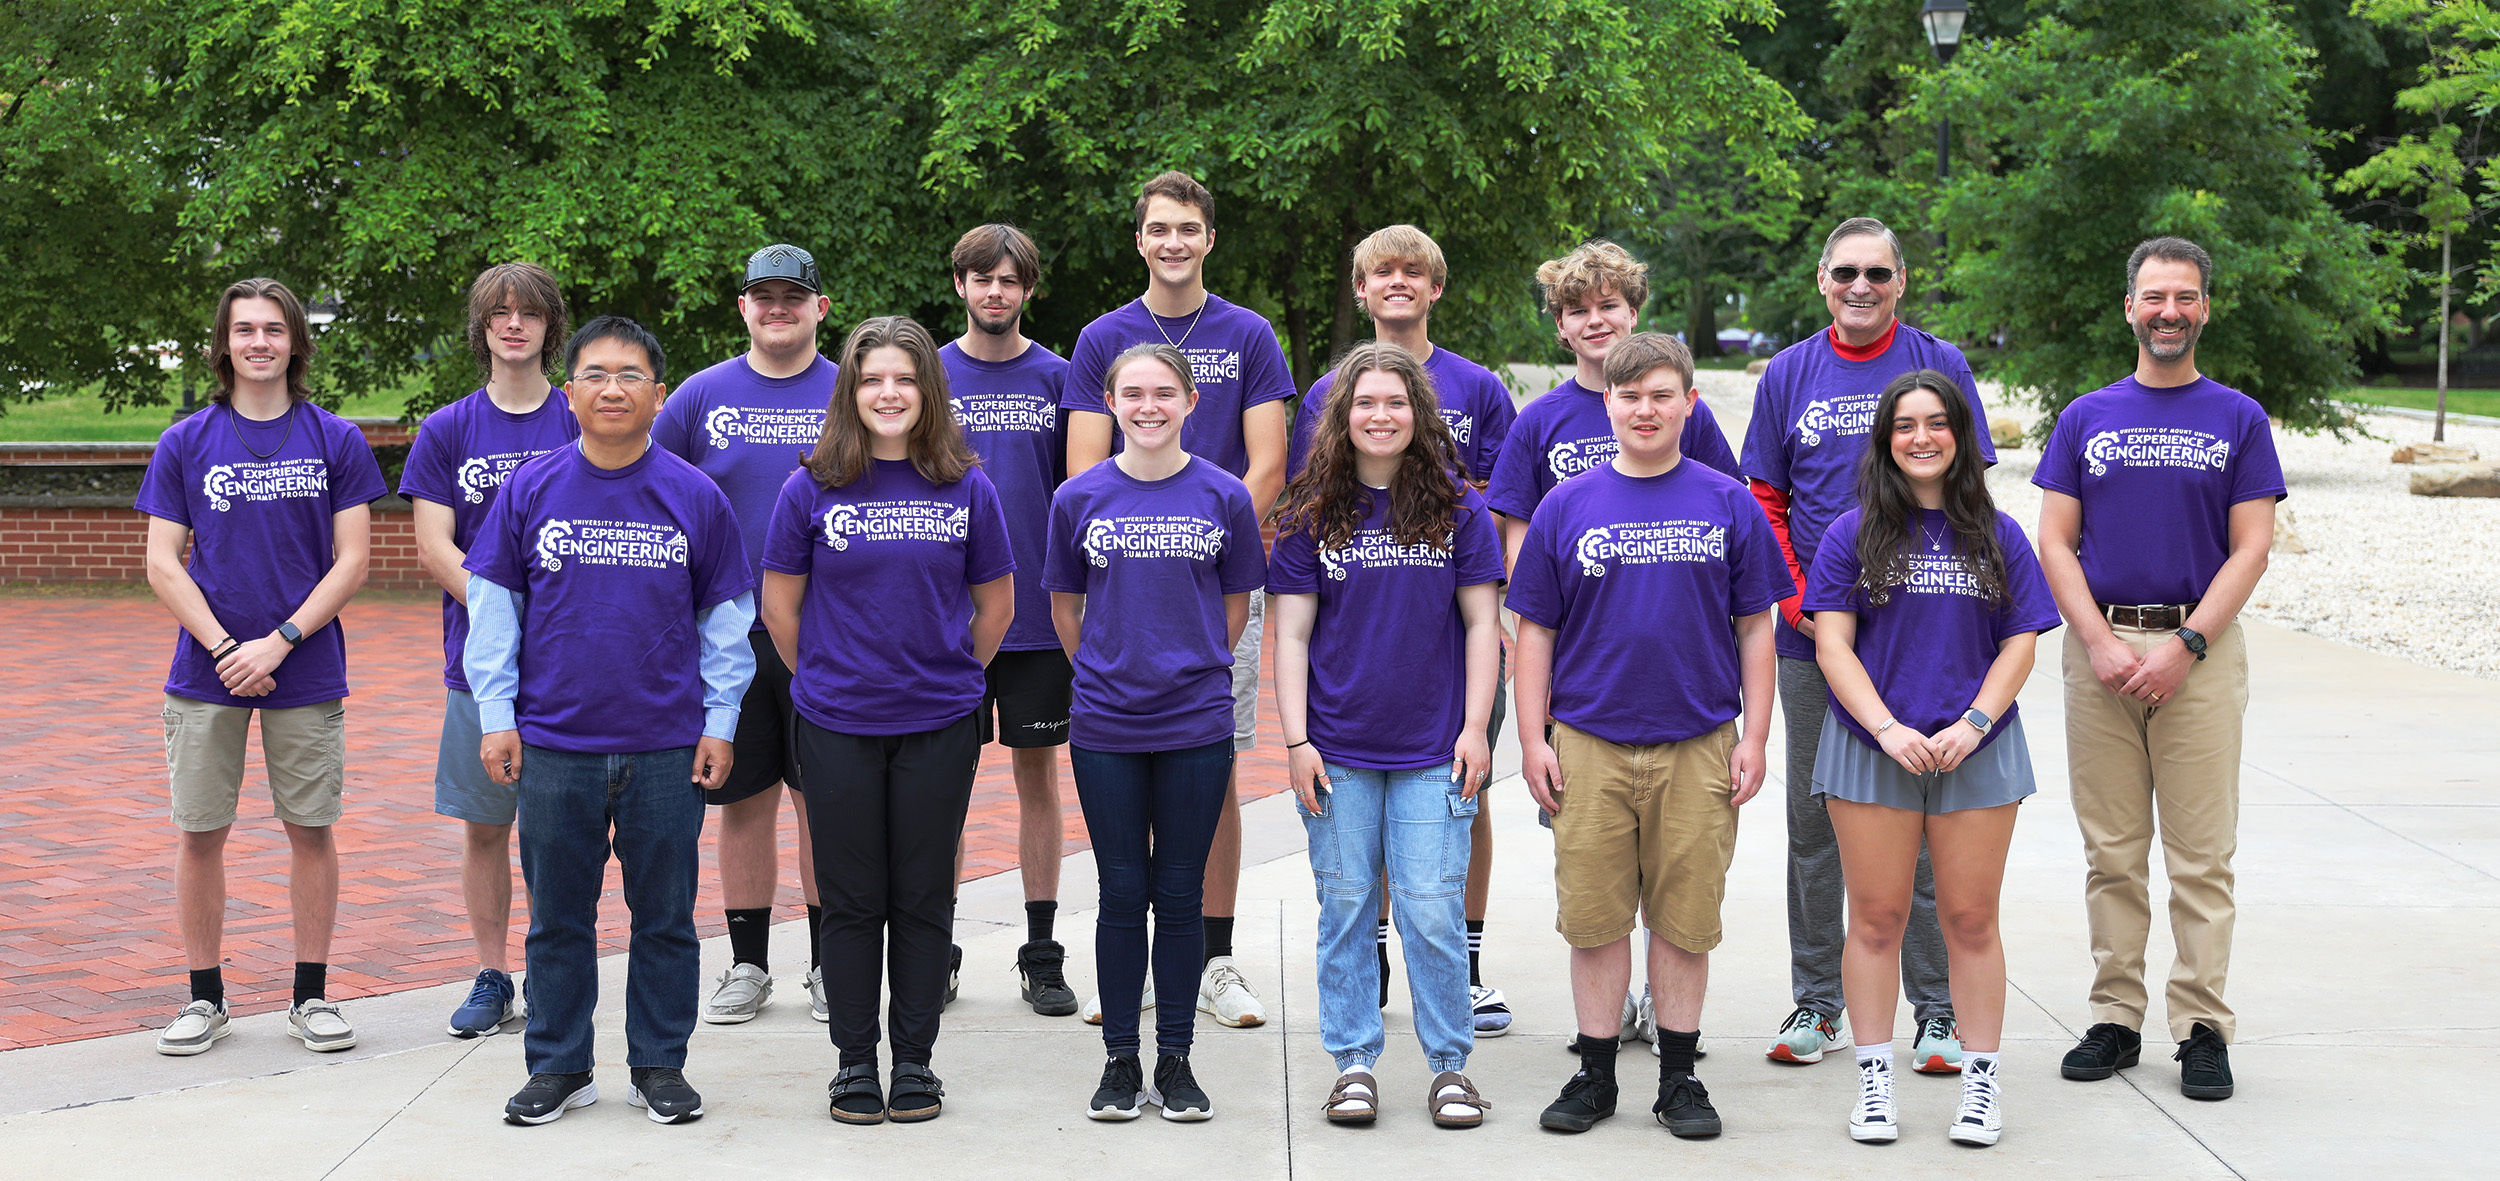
[1277,342,1469,553]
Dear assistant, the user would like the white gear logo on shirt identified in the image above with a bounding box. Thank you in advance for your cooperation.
[1576,526,1613,577]
[705,406,741,449]
[823,504,862,550]
[1794,398,1834,448]
[1317,545,1350,581]
[202,464,238,512]
[1083,519,1120,567]
[457,457,495,503]
[535,519,575,571]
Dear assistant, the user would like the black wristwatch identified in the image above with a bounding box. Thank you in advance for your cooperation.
[2175,626,2207,662]
[277,621,304,646]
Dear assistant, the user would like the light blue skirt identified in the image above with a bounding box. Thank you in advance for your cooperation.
[1810,707,2036,815]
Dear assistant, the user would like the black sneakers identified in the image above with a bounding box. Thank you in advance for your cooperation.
[1018,940,1079,1017]
[1151,1053,1213,1121]
[946,943,963,1006]
[2175,1023,2235,1100]
[505,1071,596,1126]
[1087,1054,1145,1121]
[1538,1067,1618,1132]
[627,1066,704,1124]
[2061,1022,2143,1081]
[1653,1072,1721,1138]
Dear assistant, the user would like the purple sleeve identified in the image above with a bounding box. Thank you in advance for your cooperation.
[1739,368,1792,489]
[690,488,757,610]
[398,409,459,505]
[1239,321,1298,410]
[651,386,699,463]
[2033,409,2082,496]
[1218,491,1268,594]
[1504,514,1565,629]
[1994,516,2064,639]
[133,435,192,525]
[1484,411,1543,520]
[1455,494,1505,586]
[1801,513,1862,612]
[1285,374,1331,479]
[2229,405,2288,504]
[1474,379,1518,483]
[966,472,1017,584]
[1683,398,1740,481]
[1059,326,1112,414]
[1726,497,1791,615]
[1040,491,1085,593]
[463,478,528,590]
[329,421,391,509]
[760,470,815,576]
[1266,525,1319,595]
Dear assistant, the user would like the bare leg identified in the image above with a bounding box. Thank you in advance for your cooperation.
[789,788,818,907]
[1926,803,2019,1053]
[1649,937,1710,1032]
[1828,798,1926,1048]
[1569,936,1634,1037]
[176,827,231,970]
[1202,769,1242,919]
[718,784,784,911]
[1014,746,1063,904]
[283,821,339,965]
[1465,805,1494,921]
[461,821,514,972]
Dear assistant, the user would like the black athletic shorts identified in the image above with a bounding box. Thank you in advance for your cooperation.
[706,630,797,806]
[978,647,1074,748]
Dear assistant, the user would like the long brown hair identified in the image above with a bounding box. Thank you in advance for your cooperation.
[804,316,977,488]
[207,277,315,403]
[1852,369,2007,605]
[465,262,570,378]
[1277,342,1467,552]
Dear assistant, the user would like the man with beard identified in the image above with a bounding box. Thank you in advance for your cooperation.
[2033,237,2282,1103]
[940,223,1080,1016]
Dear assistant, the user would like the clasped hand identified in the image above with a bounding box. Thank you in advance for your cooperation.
[1878,719,1984,776]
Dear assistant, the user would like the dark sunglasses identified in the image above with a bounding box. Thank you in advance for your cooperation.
[1826,265,1898,285]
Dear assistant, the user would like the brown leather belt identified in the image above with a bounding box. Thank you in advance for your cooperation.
[2100,601,2199,630]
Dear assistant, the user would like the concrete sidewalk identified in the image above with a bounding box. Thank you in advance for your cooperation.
[3,616,2493,1178]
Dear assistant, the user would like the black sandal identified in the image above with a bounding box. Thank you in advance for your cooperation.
[888,1062,945,1123]
[829,1063,885,1125]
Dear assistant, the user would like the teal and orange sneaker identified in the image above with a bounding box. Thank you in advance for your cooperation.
[1765,1006,1850,1064]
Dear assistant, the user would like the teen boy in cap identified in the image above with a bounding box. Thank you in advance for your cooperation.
[401,261,578,1039]
[468,315,757,1126]
[942,223,1082,1015]
[653,244,836,1023]
[1509,333,1783,1139]
[1060,171,1297,1030]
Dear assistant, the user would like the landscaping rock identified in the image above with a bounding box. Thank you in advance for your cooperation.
[2271,506,2307,554]
[2409,462,2500,498]
[1989,415,2025,449]
[1744,358,1769,376]
[2391,441,2480,464]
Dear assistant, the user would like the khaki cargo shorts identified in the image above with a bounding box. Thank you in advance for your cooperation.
[162,694,346,832]
[1549,719,1739,953]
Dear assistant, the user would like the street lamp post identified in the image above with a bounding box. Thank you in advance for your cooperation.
[1922,0,1969,255]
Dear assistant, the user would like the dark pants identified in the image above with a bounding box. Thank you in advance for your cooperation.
[516,744,705,1076]
[796,713,980,1068]
[1070,739,1234,1057]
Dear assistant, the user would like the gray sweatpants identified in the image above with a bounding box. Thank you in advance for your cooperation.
[1781,656,1954,1023]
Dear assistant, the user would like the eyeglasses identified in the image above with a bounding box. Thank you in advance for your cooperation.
[1826,265,1898,285]
[572,372,653,392]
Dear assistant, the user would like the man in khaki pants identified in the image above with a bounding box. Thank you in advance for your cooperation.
[2032,237,2285,1101]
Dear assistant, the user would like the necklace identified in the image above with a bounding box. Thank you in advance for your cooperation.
[1151,297,1208,351]
[227,401,297,461]
[1918,515,1946,553]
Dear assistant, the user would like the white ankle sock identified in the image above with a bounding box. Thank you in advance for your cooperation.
[1966,1050,1999,1072]
[1856,1041,1894,1067]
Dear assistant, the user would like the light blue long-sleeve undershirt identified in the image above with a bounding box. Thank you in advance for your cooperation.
[464,573,756,743]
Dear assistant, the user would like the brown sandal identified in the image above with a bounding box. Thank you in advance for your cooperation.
[1429,1071,1487,1128]
[1325,1070,1379,1124]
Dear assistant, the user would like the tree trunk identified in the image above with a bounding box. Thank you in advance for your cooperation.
[2437,229,2451,443]
[1687,273,1721,359]
[1274,223,1313,391]
[1329,207,1363,364]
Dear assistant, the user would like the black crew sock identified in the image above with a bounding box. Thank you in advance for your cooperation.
[1026,900,1058,945]
[291,962,327,1007]
[804,905,824,970]
[189,967,224,1006]
[725,908,773,969]
[1573,1033,1620,1079]
[1657,1028,1701,1077]
[1202,916,1235,964]
[1465,919,1485,987]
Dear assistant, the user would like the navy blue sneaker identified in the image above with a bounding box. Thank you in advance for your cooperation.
[449,968,519,1039]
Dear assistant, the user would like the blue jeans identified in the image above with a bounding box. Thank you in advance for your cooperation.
[515,744,705,1076]
[1070,739,1235,1057]
[1300,762,1477,1073]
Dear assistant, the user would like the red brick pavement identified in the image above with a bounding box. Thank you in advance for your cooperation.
[0,592,1287,1050]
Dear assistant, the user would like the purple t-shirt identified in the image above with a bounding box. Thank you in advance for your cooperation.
[761,462,1016,736]
[1804,508,2062,753]
[1267,486,1505,769]
[941,340,1067,651]
[1041,458,1269,752]
[465,444,754,753]
[1484,377,1739,521]
[1740,326,1995,660]
[652,353,836,615]
[2032,376,2287,605]
[134,402,390,709]
[396,389,580,690]
[1507,460,1788,745]
[1285,346,1519,482]
[1058,295,1298,479]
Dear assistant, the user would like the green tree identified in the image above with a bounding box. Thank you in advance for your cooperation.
[1911,0,2400,430]
[1614,141,1800,358]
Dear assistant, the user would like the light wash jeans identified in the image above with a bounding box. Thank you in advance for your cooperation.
[1299,761,1476,1073]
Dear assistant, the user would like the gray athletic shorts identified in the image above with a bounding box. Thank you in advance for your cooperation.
[433,688,517,825]
[1231,588,1265,752]
[1809,706,2036,815]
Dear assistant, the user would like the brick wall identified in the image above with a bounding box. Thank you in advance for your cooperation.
[0,502,430,591]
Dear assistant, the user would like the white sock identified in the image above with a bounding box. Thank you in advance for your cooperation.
[1966,1050,1999,1073]
[1856,1041,1894,1068]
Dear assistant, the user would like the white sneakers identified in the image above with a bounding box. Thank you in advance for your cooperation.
[702,963,774,1024]
[1196,957,1266,1028]
[1950,1058,2003,1146]
[154,999,230,1056]
[157,996,355,1055]
[1849,1057,1898,1142]
[805,966,828,1023]
[288,998,357,1052]
[1081,979,1156,1025]
[1850,1051,2003,1146]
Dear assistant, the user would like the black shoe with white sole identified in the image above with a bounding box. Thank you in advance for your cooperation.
[1018,940,1079,1017]
[505,1072,597,1125]
[946,944,963,1007]
[628,1067,704,1124]
[1088,1054,1145,1121]
[1151,1053,1213,1121]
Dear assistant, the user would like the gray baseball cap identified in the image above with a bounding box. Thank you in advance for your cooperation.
[742,244,821,294]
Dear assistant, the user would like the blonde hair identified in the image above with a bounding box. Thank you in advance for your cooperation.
[1349,224,1448,291]
[1535,239,1649,320]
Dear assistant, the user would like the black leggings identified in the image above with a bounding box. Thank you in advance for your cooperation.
[797,712,979,1068]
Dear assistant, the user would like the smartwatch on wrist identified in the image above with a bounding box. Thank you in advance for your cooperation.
[277,621,304,646]
[2175,626,2208,662]
[1962,707,1994,735]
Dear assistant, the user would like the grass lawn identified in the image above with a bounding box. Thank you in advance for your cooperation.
[2342,385,2500,419]
[0,386,415,442]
